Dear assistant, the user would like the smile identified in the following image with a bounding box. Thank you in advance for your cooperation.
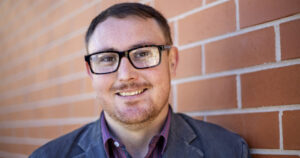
[117,89,146,97]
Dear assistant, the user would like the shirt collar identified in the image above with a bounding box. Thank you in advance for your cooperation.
[100,106,172,155]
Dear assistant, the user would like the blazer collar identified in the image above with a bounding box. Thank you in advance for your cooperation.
[163,112,204,158]
[75,117,107,158]
[74,111,204,158]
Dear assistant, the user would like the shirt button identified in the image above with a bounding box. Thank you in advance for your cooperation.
[114,141,120,147]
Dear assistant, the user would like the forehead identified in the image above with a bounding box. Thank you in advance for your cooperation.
[88,16,166,53]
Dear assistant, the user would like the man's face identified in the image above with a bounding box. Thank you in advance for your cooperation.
[87,16,177,125]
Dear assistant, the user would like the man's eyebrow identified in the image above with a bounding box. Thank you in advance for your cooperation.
[130,42,156,49]
[95,42,157,53]
[96,47,118,52]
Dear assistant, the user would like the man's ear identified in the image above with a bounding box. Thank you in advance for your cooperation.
[85,62,93,79]
[168,46,179,78]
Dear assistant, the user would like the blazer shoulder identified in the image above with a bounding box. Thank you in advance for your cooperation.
[29,120,97,158]
[175,113,250,158]
[176,113,242,140]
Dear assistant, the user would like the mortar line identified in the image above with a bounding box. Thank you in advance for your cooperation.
[178,14,300,50]
[0,0,22,24]
[174,20,179,47]
[250,149,300,156]
[0,0,43,31]
[0,0,67,48]
[274,24,281,62]
[168,0,228,22]
[236,75,242,109]
[0,49,85,86]
[0,151,27,158]
[0,93,95,114]
[279,111,284,150]
[201,44,206,75]
[234,0,240,30]
[184,104,300,117]
[172,58,300,85]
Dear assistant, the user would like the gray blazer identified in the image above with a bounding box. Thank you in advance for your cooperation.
[30,112,250,158]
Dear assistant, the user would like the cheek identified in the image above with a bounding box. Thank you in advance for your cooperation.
[146,59,171,87]
[92,76,114,93]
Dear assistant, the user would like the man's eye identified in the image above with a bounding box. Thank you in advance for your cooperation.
[100,56,116,62]
[135,51,150,58]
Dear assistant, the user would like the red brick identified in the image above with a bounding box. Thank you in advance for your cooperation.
[7,109,35,121]
[38,34,84,67]
[34,104,72,119]
[44,0,89,28]
[239,0,300,28]
[178,0,236,45]
[13,128,26,137]
[176,45,202,78]
[0,128,12,137]
[27,55,42,73]
[39,126,62,139]
[39,46,60,65]
[31,0,55,17]
[252,155,300,158]
[70,56,86,73]
[68,5,98,32]
[193,116,204,120]
[26,127,42,138]
[0,95,24,107]
[0,1,15,27]
[83,77,93,93]
[97,0,139,11]
[27,85,60,102]
[59,78,84,97]
[154,0,203,18]
[241,65,300,108]
[35,69,50,83]
[8,0,55,46]
[6,0,44,36]
[282,110,300,150]
[177,76,237,112]
[206,27,275,73]
[206,0,217,5]
[5,0,33,25]
[70,99,97,117]
[280,19,300,60]
[61,124,82,135]
[207,112,279,148]
[61,34,85,56]
[0,143,39,155]
[168,22,175,44]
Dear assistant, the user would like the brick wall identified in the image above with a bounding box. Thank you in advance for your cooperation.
[0,0,299,157]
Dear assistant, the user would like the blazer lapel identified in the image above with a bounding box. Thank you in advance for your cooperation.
[163,113,204,158]
[73,145,107,158]
[74,118,107,158]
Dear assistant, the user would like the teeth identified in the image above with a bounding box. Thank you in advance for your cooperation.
[118,89,144,96]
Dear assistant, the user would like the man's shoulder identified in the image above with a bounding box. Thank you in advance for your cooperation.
[174,112,246,143]
[175,113,240,138]
[172,113,250,157]
[29,120,98,158]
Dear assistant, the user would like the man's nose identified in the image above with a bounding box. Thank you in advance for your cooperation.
[117,57,138,81]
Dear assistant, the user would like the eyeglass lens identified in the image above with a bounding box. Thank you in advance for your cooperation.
[89,46,161,74]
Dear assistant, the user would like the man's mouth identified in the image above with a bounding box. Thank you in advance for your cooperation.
[116,88,147,97]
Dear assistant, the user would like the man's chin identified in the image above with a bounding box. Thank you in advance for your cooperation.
[116,111,154,125]
[111,106,158,125]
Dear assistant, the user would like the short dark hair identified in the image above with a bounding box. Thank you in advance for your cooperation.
[85,3,172,50]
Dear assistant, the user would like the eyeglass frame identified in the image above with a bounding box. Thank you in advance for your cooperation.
[84,45,172,75]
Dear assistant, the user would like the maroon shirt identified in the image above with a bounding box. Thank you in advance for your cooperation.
[100,108,171,158]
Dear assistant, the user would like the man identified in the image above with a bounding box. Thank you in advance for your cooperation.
[30,3,250,158]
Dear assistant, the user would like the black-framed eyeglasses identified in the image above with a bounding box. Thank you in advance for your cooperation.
[85,45,171,74]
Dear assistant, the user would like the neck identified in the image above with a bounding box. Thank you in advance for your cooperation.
[104,105,169,158]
